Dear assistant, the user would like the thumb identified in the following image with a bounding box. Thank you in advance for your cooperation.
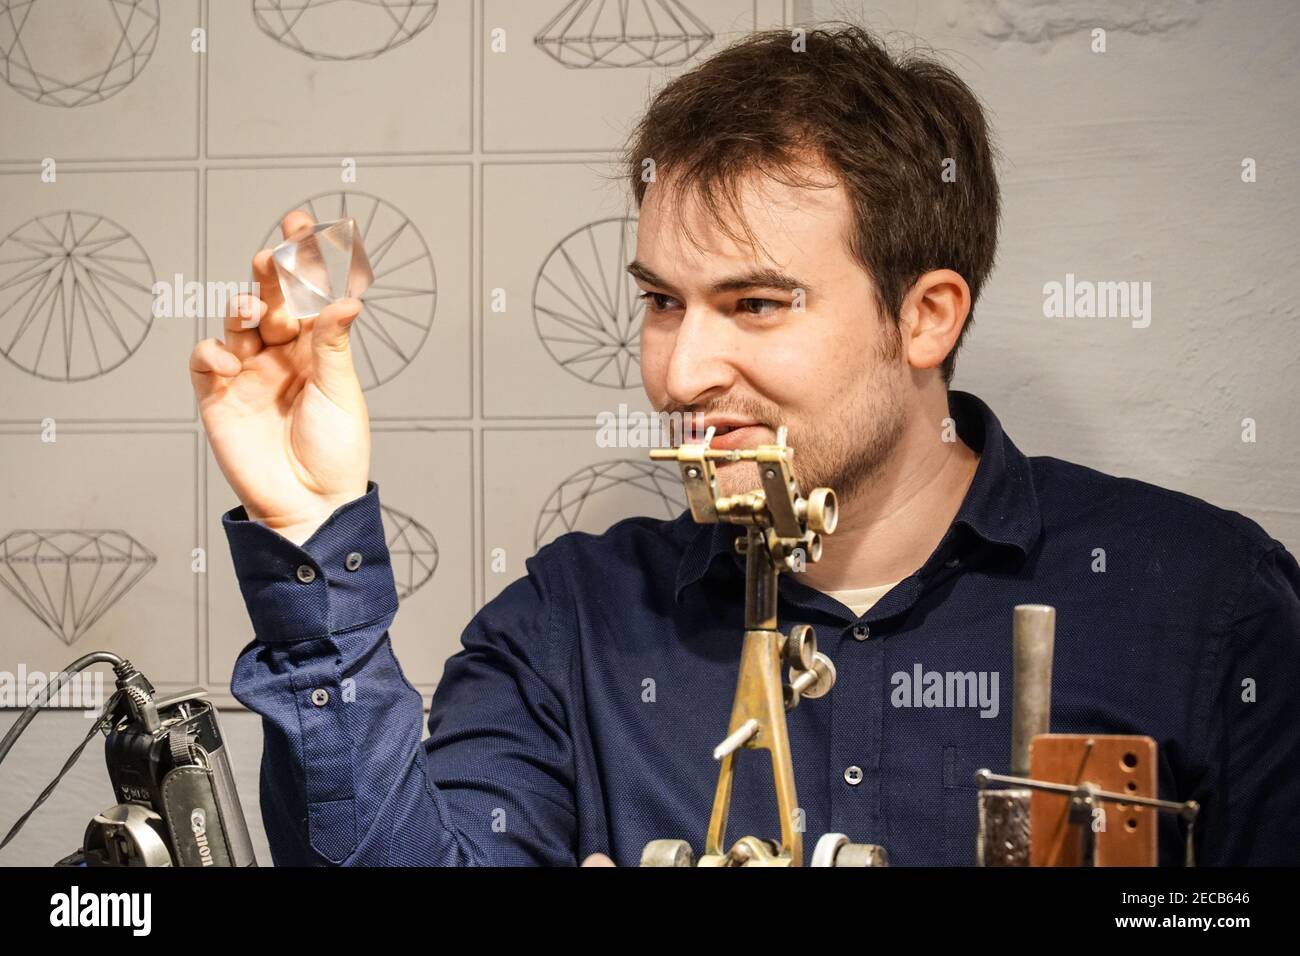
[310,297,365,407]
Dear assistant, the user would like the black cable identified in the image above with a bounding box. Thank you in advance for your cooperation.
[0,651,133,855]
[0,651,126,769]
[0,689,123,853]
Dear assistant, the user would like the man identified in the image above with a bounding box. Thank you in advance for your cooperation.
[189,27,1300,866]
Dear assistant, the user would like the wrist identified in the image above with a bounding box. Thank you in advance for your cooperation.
[257,516,331,548]
[246,486,370,547]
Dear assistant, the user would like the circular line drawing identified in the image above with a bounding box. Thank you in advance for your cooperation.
[263,191,437,391]
[535,458,685,549]
[0,0,160,107]
[0,210,155,381]
[380,502,438,600]
[253,0,438,61]
[535,0,713,68]
[533,217,642,389]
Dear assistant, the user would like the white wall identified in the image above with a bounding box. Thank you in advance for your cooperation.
[809,0,1299,550]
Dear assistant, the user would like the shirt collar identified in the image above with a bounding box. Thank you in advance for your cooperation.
[673,390,1042,603]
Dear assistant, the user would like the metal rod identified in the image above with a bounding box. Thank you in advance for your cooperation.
[713,719,759,761]
[1011,605,1054,776]
[790,669,816,696]
[975,770,1199,818]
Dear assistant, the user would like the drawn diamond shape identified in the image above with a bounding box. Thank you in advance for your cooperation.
[0,211,155,381]
[380,503,437,600]
[534,217,642,389]
[0,529,156,645]
[535,459,685,548]
[253,0,438,61]
[0,0,160,107]
[535,0,713,68]
[263,192,436,390]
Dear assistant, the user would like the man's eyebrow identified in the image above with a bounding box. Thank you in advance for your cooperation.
[626,260,813,297]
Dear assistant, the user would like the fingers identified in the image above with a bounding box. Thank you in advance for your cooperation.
[223,294,266,360]
[281,209,314,240]
[251,248,290,335]
[248,211,315,340]
[580,853,616,867]
[310,297,365,410]
[189,338,242,400]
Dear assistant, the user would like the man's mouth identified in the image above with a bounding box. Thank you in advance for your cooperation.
[680,420,767,450]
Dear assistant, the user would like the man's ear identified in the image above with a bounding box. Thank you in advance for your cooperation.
[899,269,971,372]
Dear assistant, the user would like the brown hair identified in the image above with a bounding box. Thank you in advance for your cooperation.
[623,24,1001,382]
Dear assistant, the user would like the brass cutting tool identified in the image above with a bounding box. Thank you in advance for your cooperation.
[640,426,887,868]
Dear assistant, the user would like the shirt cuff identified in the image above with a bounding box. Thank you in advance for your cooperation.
[221,480,400,643]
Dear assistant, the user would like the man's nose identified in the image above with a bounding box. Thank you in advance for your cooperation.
[663,307,737,407]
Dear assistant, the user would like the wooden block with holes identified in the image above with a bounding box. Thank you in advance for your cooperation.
[1028,734,1158,866]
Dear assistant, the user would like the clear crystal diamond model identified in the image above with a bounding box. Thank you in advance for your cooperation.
[271,218,374,319]
[0,529,156,645]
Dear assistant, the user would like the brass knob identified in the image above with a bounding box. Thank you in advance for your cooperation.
[641,839,696,867]
[784,623,817,670]
[806,487,837,534]
[797,652,837,700]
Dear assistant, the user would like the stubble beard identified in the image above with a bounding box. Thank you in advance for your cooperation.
[709,374,908,507]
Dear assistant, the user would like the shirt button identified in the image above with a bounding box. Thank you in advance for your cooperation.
[310,688,329,706]
[296,564,317,583]
[345,551,363,571]
[943,556,961,569]
[844,765,863,786]
[852,624,870,641]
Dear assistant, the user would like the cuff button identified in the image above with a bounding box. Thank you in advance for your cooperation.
[295,564,317,584]
[345,551,363,571]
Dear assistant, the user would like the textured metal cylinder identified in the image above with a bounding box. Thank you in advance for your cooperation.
[977,789,1031,866]
[1011,605,1055,776]
[744,529,778,630]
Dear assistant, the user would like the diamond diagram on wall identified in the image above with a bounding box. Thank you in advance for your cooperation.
[263,191,436,391]
[0,0,160,107]
[0,528,156,645]
[380,502,438,600]
[0,210,155,381]
[535,459,685,548]
[535,0,713,68]
[253,0,438,61]
[534,217,642,389]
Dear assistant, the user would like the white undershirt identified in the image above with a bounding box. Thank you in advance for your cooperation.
[823,582,899,618]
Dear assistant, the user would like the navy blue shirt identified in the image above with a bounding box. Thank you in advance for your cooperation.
[223,391,1300,866]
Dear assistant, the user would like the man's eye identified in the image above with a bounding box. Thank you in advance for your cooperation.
[637,291,680,312]
[738,298,783,315]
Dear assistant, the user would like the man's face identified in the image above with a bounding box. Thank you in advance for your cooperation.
[634,163,910,504]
